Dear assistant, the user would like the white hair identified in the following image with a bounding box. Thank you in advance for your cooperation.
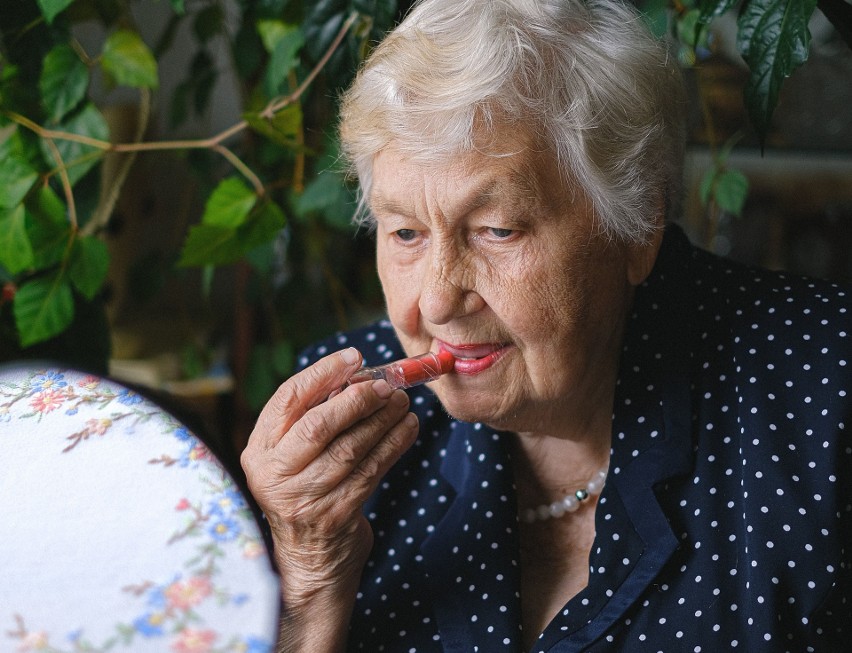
[338,0,687,244]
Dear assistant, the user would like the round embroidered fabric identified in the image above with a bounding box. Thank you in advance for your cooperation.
[0,364,280,652]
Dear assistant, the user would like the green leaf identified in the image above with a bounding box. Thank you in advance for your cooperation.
[201,177,258,228]
[25,185,71,269]
[264,27,305,97]
[713,169,749,216]
[178,224,242,267]
[257,20,290,53]
[243,104,303,148]
[179,200,286,267]
[640,0,671,39]
[0,129,39,209]
[737,0,817,143]
[697,0,738,25]
[699,167,749,217]
[189,50,217,115]
[101,30,159,89]
[240,200,287,251]
[13,273,74,347]
[676,9,704,48]
[272,340,294,376]
[37,0,74,24]
[40,44,90,124]
[193,5,224,43]
[303,2,346,64]
[69,236,109,300]
[234,21,265,80]
[245,343,277,412]
[295,170,345,217]
[170,0,186,14]
[40,103,109,187]
[699,168,716,207]
[0,205,34,274]
[243,339,294,411]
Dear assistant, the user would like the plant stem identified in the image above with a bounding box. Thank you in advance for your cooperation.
[43,138,78,230]
[212,144,264,195]
[4,10,360,196]
[82,89,152,238]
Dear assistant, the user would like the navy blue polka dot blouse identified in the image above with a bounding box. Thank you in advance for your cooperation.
[295,225,852,652]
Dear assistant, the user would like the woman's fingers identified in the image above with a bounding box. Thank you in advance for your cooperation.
[290,387,412,490]
[249,347,362,452]
[336,410,419,501]
[242,348,419,520]
[280,398,419,529]
[263,378,399,477]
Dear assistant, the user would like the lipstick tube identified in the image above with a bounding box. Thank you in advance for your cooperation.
[346,350,455,390]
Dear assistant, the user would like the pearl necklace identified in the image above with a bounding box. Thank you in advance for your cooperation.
[519,465,609,524]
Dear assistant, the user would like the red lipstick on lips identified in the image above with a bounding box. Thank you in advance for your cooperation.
[439,342,508,375]
[346,350,455,389]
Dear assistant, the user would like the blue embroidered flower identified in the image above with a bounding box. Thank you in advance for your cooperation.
[208,516,241,542]
[209,488,247,516]
[133,612,166,637]
[116,388,144,405]
[243,636,272,653]
[173,426,194,442]
[31,371,67,392]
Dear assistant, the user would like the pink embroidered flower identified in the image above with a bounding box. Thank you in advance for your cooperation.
[29,389,65,413]
[17,630,49,651]
[164,576,213,610]
[188,443,211,463]
[170,627,217,653]
[242,540,264,559]
[85,418,112,435]
[175,498,191,511]
[77,375,100,390]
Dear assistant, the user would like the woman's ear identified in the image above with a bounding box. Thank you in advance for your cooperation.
[626,199,666,286]
[626,226,664,286]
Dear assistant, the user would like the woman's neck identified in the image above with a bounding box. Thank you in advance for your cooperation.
[511,426,611,507]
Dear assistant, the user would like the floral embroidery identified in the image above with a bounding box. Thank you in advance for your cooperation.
[2,367,276,653]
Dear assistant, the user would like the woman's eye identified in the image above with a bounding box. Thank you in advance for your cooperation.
[393,229,418,242]
[487,227,514,239]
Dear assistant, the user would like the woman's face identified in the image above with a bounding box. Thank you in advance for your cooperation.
[370,130,660,435]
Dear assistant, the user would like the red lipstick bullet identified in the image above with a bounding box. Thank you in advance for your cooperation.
[346,350,455,389]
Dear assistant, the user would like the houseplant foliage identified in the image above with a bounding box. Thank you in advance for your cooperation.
[0,0,397,393]
[641,0,852,228]
[0,0,849,404]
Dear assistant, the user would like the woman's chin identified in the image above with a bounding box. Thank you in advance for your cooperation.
[432,387,519,431]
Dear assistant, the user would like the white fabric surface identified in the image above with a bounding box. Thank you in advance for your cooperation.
[0,364,279,653]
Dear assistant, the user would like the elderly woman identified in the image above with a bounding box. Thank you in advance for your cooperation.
[241,0,852,651]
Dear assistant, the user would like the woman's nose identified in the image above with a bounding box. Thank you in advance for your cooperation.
[418,253,485,325]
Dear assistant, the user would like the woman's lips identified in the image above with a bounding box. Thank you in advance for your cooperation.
[438,341,510,375]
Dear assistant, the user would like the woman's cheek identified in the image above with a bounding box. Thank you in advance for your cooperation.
[379,261,423,335]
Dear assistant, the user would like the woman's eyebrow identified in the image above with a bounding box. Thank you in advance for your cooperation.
[369,193,406,216]
[369,170,540,219]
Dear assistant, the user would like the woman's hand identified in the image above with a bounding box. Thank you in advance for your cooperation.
[240,347,419,652]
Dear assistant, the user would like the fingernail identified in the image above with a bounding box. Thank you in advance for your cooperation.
[372,380,393,398]
[340,348,360,365]
[404,412,418,429]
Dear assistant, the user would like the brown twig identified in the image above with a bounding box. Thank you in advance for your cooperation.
[81,88,152,238]
[42,137,78,230]
[5,11,360,198]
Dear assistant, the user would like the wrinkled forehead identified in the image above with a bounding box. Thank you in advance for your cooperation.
[368,133,568,219]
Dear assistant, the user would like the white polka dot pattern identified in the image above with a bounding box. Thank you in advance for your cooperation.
[295,226,851,651]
